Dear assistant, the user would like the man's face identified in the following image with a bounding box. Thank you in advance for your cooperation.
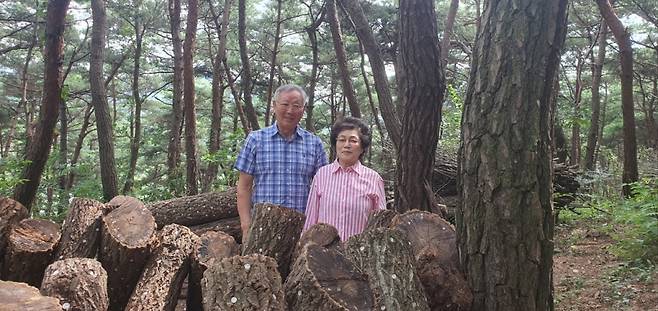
[273,90,305,134]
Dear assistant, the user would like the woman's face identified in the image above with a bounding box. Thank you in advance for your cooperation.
[335,129,363,167]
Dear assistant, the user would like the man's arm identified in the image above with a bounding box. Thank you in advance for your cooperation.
[236,172,255,242]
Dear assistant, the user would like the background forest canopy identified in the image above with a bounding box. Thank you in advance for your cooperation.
[0,0,657,221]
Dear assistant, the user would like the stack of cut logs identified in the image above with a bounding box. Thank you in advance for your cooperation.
[0,191,472,311]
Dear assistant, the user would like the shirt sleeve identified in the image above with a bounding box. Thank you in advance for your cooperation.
[234,133,257,175]
[374,174,386,211]
[314,138,329,173]
[303,175,321,233]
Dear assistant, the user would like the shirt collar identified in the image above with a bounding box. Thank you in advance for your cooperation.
[268,122,304,140]
[331,159,363,175]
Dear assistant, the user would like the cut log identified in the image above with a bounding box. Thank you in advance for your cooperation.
[0,197,29,272]
[391,210,472,311]
[125,224,200,311]
[293,223,340,263]
[364,209,398,231]
[188,230,239,311]
[99,203,156,311]
[107,195,144,214]
[188,216,242,242]
[145,188,237,227]
[40,258,108,311]
[55,198,105,260]
[1,218,61,287]
[0,280,61,311]
[284,243,374,310]
[344,228,429,310]
[241,203,305,278]
[202,254,285,310]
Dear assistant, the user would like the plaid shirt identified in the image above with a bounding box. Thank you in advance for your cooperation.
[235,123,328,213]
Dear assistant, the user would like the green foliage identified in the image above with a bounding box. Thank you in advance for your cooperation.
[438,84,463,153]
[201,128,245,190]
[0,157,29,197]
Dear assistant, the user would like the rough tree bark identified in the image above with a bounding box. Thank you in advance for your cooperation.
[237,0,260,130]
[188,216,241,241]
[124,224,199,311]
[0,198,29,272]
[99,203,156,311]
[395,0,445,213]
[184,0,200,195]
[457,0,568,310]
[264,0,284,126]
[293,223,341,263]
[202,254,285,310]
[2,219,61,287]
[0,281,61,310]
[304,6,324,133]
[40,258,109,311]
[585,19,608,170]
[145,188,237,227]
[12,0,71,210]
[241,203,305,278]
[167,0,185,195]
[326,0,360,118]
[595,0,639,196]
[54,198,106,260]
[344,228,430,310]
[284,243,374,310]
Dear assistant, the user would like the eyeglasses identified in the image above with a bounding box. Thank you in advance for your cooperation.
[278,103,305,111]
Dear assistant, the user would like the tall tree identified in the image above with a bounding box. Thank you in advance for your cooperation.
[184,0,199,194]
[264,0,283,126]
[13,0,72,210]
[326,0,360,117]
[167,0,184,194]
[595,0,638,196]
[237,0,259,131]
[458,0,568,310]
[302,1,324,133]
[585,20,608,170]
[90,0,118,201]
[394,0,444,213]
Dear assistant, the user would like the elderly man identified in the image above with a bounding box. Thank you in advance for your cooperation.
[234,84,328,240]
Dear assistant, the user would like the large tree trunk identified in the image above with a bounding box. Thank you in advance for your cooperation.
[457,0,568,310]
[284,243,374,310]
[145,188,237,227]
[184,0,199,195]
[237,0,259,130]
[167,0,185,196]
[304,8,323,133]
[595,0,638,196]
[241,203,305,278]
[124,224,199,311]
[340,0,401,149]
[344,228,430,310]
[585,20,608,170]
[202,254,285,310]
[54,198,106,260]
[440,0,459,70]
[0,281,61,310]
[395,0,445,213]
[99,203,156,311]
[2,219,61,287]
[40,258,109,311]
[0,198,29,272]
[570,56,585,167]
[326,0,360,118]
[187,230,238,310]
[12,0,71,210]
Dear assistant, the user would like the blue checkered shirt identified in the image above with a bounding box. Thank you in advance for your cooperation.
[234,123,328,213]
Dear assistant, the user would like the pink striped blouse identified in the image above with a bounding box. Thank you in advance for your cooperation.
[303,160,386,240]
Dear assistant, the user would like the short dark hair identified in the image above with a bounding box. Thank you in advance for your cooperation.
[330,117,372,160]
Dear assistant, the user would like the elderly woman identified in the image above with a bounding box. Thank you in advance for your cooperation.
[303,117,386,240]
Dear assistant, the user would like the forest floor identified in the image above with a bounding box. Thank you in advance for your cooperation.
[554,219,658,311]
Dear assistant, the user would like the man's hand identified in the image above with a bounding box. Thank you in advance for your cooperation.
[236,172,255,244]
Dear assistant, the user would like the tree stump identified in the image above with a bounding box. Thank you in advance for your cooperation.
[293,223,341,263]
[99,203,156,311]
[40,258,108,311]
[284,244,374,310]
[124,224,200,311]
[1,218,60,287]
[188,216,242,242]
[55,198,106,260]
[344,228,430,310]
[202,254,285,310]
[145,188,237,227]
[391,210,472,311]
[241,203,305,278]
[0,197,28,272]
[188,230,239,311]
[0,280,61,311]
[364,209,398,231]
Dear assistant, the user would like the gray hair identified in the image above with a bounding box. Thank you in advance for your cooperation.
[273,84,308,105]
